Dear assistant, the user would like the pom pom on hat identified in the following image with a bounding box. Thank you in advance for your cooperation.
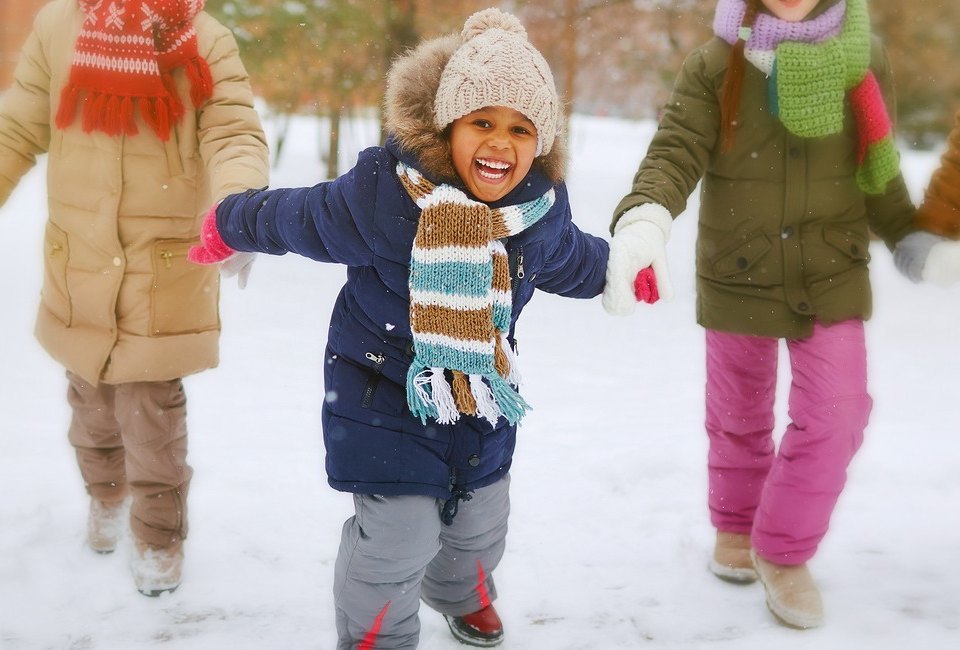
[461,7,527,40]
[434,8,561,156]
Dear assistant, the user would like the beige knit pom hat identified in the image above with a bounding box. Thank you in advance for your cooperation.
[434,8,561,156]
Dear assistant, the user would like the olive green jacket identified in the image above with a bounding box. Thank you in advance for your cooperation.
[613,35,915,339]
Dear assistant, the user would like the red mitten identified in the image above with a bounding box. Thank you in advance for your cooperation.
[634,266,660,304]
[188,204,235,265]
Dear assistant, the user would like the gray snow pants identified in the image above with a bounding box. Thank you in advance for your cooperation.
[334,474,510,649]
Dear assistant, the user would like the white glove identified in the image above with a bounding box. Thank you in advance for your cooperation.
[602,203,674,315]
[220,252,257,290]
[922,238,960,288]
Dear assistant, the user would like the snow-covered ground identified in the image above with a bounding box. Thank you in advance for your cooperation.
[1,114,958,649]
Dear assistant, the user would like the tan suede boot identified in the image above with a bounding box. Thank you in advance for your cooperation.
[709,531,757,583]
[131,541,183,597]
[752,551,824,628]
[87,498,128,554]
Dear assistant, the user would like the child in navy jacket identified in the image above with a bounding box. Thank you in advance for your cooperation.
[190,9,608,648]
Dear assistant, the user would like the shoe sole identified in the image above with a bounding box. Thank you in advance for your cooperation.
[763,595,824,629]
[137,584,180,598]
[443,615,504,648]
[708,558,758,584]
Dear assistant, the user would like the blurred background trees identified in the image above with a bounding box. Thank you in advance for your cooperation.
[5,1,958,169]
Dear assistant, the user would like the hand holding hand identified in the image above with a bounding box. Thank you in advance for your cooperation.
[634,266,660,304]
[602,203,674,315]
[188,204,235,265]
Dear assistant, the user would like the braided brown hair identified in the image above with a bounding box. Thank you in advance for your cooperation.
[719,0,762,152]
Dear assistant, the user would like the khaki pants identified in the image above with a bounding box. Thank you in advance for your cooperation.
[66,371,192,550]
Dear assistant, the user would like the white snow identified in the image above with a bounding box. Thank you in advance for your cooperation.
[1,114,958,649]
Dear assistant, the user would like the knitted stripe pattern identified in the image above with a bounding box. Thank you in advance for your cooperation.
[397,162,555,425]
[56,0,213,141]
[714,0,898,194]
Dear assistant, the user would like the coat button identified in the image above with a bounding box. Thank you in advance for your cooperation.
[781,226,794,239]
[112,257,122,266]
[736,256,748,270]
[798,302,809,311]
[467,454,480,467]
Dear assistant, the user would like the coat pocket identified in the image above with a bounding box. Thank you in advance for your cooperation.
[41,222,72,326]
[150,239,220,336]
[823,225,871,263]
[709,232,773,280]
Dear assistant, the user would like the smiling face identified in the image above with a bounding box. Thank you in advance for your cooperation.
[760,0,821,21]
[448,106,539,203]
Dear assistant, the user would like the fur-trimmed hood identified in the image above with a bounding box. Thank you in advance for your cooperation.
[383,32,566,186]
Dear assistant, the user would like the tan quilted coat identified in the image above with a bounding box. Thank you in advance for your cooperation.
[0,0,269,384]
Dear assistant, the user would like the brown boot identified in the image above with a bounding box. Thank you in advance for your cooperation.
[752,551,824,628]
[87,498,128,554]
[131,541,183,597]
[709,531,757,583]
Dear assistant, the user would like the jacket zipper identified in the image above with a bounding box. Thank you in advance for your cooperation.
[361,352,385,409]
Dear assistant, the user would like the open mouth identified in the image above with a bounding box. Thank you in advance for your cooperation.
[475,158,512,181]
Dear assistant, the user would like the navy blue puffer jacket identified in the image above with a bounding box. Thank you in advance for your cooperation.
[216,138,608,502]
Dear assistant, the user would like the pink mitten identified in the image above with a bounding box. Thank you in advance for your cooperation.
[634,266,660,304]
[188,204,235,265]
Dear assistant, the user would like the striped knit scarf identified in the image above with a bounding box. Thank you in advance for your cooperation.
[56,0,213,141]
[397,162,555,426]
[714,0,899,194]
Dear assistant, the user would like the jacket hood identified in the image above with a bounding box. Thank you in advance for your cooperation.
[382,32,566,186]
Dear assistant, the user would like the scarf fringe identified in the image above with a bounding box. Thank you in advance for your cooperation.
[405,365,530,426]
[499,333,523,386]
[469,375,501,425]
[184,57,214,107]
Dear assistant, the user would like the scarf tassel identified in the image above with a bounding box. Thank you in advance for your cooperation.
[184,57,214,107]
[54,85,81,131]
[405,365,530,426]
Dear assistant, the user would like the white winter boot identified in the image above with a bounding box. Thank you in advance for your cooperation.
[131,541,183,597]
[87,498,128,554]
[752,551,824,628]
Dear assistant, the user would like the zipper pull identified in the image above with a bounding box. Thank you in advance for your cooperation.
[516,249,525,279]
[365,352,385,365]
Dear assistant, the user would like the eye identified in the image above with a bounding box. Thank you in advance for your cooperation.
[511,125,533,136]
[471,119,492,129]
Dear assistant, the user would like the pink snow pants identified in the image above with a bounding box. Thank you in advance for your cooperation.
[705,319,872,565]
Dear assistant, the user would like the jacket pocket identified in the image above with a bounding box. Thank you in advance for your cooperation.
[41,222,71,326]
[823,225,871,263]
[709,232,773,279]
[150,239,220,336]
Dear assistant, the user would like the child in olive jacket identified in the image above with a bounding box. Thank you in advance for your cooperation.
[603,0,940,630]
[190,9,608,648]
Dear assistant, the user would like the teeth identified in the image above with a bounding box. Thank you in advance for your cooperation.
[477,158,510,170]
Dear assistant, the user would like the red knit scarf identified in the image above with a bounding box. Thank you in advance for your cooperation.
[56,0,213,140]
